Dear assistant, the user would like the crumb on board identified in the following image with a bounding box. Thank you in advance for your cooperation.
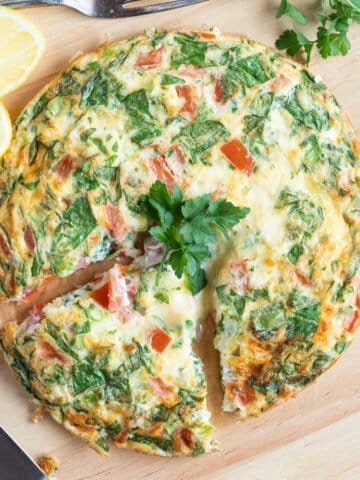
[32,405,46,423]
[37,455,59,479]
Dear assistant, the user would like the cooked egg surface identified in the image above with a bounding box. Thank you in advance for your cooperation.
[0,30,359,427]
[1,265,214,456]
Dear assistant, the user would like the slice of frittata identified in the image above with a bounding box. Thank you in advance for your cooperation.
[0,263,214,456]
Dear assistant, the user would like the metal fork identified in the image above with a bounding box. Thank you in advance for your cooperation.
[0,0,210,18]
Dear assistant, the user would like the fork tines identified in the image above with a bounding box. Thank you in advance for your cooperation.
[119,0,209,16]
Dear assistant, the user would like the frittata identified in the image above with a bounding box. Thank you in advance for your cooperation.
[0,264,214,456]
[0,29,359,436]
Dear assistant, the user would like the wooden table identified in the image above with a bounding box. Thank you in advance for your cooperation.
[1,1,360,479]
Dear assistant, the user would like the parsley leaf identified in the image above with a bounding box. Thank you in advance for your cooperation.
[276,0,308,25]
[275,0,360,63]
[141,181,250,295]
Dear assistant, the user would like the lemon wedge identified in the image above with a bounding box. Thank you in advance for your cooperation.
[0,7,45,97]
[0,102,12,157]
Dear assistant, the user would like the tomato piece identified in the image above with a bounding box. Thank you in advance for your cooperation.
[38,340,66,364]
[24,224,36,251]
[22,276,57,302]
[295,269,313,287]
[115,427,129,444]
[197,31,216,39]
[226,382,255,406]
[176,85,200,118]
[25,303,46,333]
[221,139,255,175]
[0,231,12,258]
[173,427,196,453]
[268,74,291,94]
[135,45,164,69]
[54,154,76,179]
[124,343,136,352]
[214,79,223,103]
[106,204,127,242]
[108,264,133,312]
[169,144,185,165]
[229,259,250,294]
[89,282,110,309]
[150,327,172,353]
[149,376,174,399]
[149,155,176,188]
[344,310,358,333]
[352,276,360,308]
[178,65,207,78]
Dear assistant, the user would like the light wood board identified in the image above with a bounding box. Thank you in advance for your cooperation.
[0,1,360,479]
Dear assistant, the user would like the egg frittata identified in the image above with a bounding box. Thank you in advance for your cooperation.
[0,264,214,456]
[0,29,359,436]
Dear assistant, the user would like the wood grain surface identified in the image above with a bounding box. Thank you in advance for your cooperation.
[0,1,359,479]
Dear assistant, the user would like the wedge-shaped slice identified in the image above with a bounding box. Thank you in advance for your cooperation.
[0,264,214,456]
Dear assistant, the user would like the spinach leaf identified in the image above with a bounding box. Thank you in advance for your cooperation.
[151,404,172,422]
[11,350,32,393]
[287,244,304,264]
[107,422,122,438]
[128,434,172,452]
[73,168,99,192]
[334,340,349,354]
[251,303,286,332]
[125,89,153,120]
[94,166,118,181]
[179,388,203,404]
[72,319,91,334]
[221,53,270,100]
[96,437,109,452]
[276,188,323,240]
[244,92,274,134]
[152,31,167,48]
[287,302,320,339]
[124,89,161,146]
[53,197,97,253]
[171,33,208,66]
[131,126,161,146]
[177,120,229,161]
[311,352,331,370]
[303,134,322,167]
[30,94,49,120]
[80,74,108,109]
[57,68,82,96]
[284,89,329,130]
[160,74,186,85]
[72,363,105,395]
[45,322,80,361]
[31,253,43,277]
[17,175,39,191]
[105,371,131,403]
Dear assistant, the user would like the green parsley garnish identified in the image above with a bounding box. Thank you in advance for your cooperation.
[140,181,250,295]
[275,0,360,63]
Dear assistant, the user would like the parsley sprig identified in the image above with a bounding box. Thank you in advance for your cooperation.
[275,0,360,63]
[140,181,250,295]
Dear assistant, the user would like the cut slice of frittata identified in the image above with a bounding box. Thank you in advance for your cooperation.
[0,263,214,456]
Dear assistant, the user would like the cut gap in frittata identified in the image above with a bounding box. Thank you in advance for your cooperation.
[0,263,215,456]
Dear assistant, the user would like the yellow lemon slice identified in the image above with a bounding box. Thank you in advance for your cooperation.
[0,7,45,97]
[0,102,12,156]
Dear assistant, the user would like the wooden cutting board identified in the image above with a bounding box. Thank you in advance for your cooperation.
[1,1,360,479]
